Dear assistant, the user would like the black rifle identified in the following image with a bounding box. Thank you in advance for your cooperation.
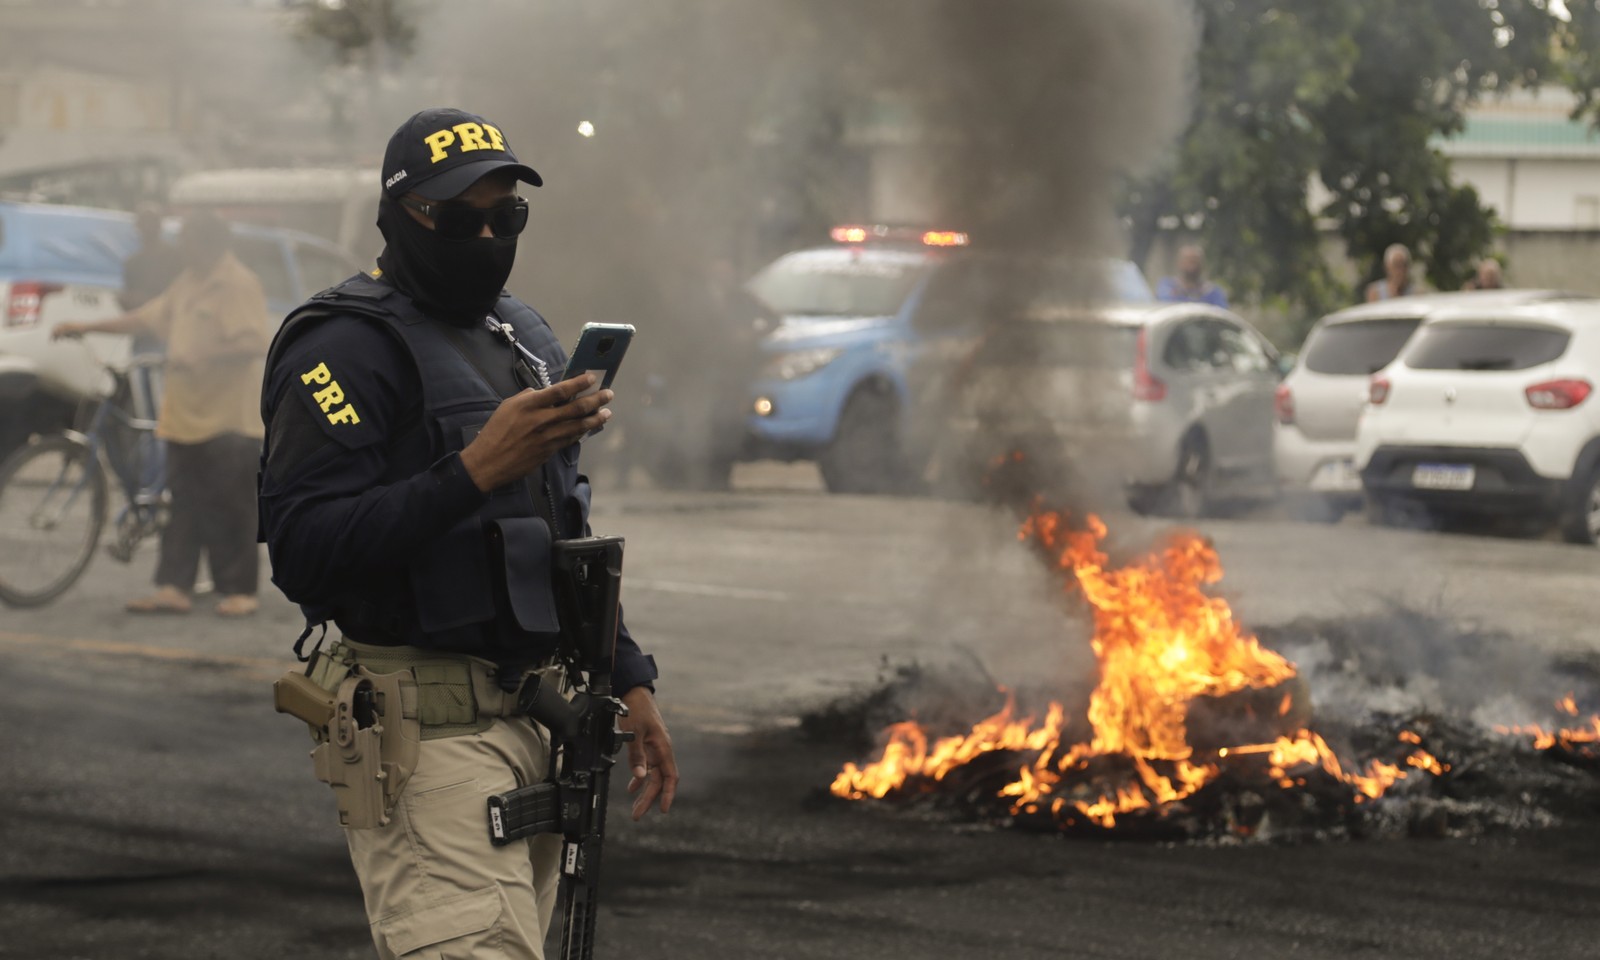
[486,536,633,960]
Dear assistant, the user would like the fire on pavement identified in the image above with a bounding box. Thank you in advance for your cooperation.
[830,508,1600,840]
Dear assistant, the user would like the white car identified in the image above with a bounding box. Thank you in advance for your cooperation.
[0,200,359,456]
[1355,295,1600,542]
[943,302,1284,516]
[1276,291,1565,523]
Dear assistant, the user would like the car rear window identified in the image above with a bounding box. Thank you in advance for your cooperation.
[974,321,1138,368]
[1404,323,1570,371]
[1302,318,1421,375]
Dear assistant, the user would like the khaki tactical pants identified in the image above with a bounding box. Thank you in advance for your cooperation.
[344,716,562,959]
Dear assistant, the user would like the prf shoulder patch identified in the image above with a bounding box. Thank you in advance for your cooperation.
[301,361,362,427]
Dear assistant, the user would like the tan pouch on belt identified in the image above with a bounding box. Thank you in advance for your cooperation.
[306,667,422,829]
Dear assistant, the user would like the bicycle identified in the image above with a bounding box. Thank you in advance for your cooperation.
[0,351,168,607]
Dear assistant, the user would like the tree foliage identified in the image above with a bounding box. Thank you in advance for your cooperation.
[289,0,417,64]
[1126,0,1600,325]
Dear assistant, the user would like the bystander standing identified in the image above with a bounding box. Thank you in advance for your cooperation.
[54,212,270,617]
[1156,245,1229,308]
[1462,259,1504,291]
[1366,244,1418,301]
[119,204,182,313]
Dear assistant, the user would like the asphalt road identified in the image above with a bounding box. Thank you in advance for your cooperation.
[3,464,1599,959]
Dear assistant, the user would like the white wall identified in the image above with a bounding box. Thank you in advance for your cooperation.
[1453,156,1600,230]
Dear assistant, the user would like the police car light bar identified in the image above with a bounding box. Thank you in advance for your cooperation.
[830,225,970,247]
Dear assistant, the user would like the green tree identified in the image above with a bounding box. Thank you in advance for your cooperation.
[290,0,416,63]
[287,0,419,132]
[1126,0,1585,329]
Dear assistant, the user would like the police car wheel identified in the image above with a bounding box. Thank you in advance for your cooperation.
[820,390,904,495]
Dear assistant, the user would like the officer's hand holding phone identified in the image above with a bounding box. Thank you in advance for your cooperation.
[459,374,612,493]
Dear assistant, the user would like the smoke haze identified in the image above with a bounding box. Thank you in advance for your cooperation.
[378,1,1200,332]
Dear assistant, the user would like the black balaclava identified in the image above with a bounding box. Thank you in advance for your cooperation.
[376,194,518,326]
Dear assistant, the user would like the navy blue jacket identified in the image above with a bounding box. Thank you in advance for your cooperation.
[257,275,656,694]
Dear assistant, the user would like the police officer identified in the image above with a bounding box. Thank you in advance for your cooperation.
[259,108,678,959]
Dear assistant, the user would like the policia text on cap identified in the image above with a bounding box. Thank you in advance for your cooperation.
[258,107,678,960]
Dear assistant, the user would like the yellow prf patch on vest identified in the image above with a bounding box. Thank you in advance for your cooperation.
[423,122,508,163]
[300,362,362,426]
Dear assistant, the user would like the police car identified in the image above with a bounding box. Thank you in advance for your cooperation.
[0,200,359,455]
[742,225,1153,493]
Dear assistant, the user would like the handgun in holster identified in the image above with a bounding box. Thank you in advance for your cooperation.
[274,659,419,829]
[486,535,632,960]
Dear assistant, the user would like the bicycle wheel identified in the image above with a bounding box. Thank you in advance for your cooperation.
[0,436,108,607]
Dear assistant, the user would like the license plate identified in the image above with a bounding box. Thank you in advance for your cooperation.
[1411,463,1475,491]
[1309,459,1360,492]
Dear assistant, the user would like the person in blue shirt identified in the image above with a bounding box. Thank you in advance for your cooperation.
[1156,245,1229,308]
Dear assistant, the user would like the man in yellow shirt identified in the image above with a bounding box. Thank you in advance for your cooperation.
[55,211,270,616]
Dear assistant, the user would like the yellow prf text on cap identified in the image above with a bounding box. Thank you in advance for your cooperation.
[424,123,508,163]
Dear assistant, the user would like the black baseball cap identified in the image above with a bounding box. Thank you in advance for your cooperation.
[381,107,543,200]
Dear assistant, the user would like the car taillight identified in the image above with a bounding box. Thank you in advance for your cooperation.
[1274,383,1295,425]
[1525,378,1593,410]
[1133,328,1166,402]
[1369,375,1391,405]
[5,281,64,328]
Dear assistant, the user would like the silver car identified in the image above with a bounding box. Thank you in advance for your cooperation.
[941,302,1283,516]
[1275,290,1567,523]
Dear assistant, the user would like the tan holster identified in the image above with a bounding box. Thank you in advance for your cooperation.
[274,660,422,829]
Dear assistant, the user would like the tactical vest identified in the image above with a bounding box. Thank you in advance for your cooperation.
[264,274,591,658]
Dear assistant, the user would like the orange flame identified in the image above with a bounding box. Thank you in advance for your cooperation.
[832,512,1449,828]
[1495,695,1600,753]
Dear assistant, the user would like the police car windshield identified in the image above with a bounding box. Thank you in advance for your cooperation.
[748,248,933,318]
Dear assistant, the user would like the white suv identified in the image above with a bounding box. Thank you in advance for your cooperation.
[1355,295,1600,542]
[1277,291,1564,523]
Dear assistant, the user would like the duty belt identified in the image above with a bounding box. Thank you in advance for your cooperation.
[308,637,556,741]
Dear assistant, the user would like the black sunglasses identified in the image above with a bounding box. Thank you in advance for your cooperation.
[398,196,529,242]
